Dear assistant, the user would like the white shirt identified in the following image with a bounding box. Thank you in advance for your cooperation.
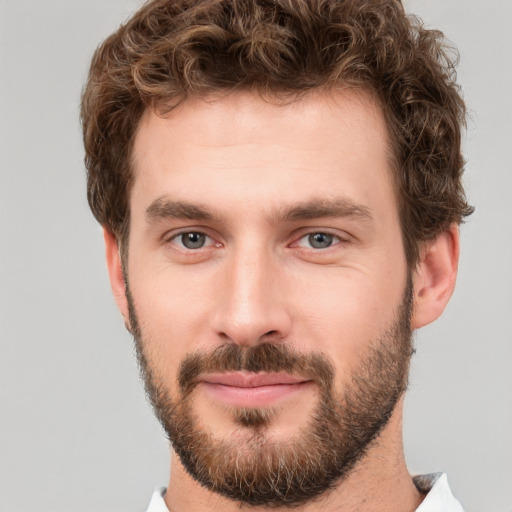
[414,473,465,512]
[145,473,464,512]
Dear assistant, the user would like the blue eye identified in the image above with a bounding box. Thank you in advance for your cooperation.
[174,232,210,249]
[298,232,339,249]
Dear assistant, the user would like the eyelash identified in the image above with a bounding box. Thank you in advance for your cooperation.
[165,230,218,250]
[164,229,347,252]
[293,231,345,250]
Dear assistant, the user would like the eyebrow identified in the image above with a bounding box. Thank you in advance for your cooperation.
[145,197,373,224]
[274,198,373,223]
[146,197,219,222]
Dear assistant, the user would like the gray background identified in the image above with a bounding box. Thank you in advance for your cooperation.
[0,1,510,511]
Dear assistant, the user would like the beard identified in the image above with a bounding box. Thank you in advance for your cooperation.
[125,279,414,508]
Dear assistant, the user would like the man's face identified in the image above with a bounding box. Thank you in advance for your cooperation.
[124,90,412,505]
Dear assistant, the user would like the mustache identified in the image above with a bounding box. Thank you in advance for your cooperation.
[178,343,335,396]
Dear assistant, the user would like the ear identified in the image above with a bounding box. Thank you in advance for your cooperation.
[411,224,460,329]
[103,228,131,328]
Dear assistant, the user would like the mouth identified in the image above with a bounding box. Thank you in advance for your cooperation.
[196,372,314,408]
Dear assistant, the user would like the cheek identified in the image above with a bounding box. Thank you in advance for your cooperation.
[289,266,405,373]
[128,263,215,382]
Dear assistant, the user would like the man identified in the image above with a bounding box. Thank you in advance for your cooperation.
[81,0,473,510]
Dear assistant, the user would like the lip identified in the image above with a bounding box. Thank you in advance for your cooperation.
[196,372,313,408]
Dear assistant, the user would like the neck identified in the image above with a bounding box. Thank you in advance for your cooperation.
[164,398,424,512]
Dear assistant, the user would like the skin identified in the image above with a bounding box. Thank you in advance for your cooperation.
[104,89,459,512]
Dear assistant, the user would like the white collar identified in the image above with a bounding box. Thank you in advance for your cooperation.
[146,473,464,512]
[414,473,465,512]
[145,486,168,512]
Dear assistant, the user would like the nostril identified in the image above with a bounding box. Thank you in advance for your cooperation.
[261,330,285,340]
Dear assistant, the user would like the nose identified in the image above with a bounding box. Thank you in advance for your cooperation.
[211,245,292,347]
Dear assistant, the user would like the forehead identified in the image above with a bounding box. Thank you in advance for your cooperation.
[130,89,396,220]
[134,88,389,158]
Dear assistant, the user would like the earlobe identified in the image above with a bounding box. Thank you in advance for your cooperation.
[411,224,460,329]
[103,228,131,327]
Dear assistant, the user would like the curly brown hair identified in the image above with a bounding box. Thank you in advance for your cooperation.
[81,0,473,267]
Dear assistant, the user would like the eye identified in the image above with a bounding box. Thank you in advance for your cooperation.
[297,232,340,249]
[171,231,213,250]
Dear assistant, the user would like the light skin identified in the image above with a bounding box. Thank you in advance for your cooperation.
[104,89,459,512]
